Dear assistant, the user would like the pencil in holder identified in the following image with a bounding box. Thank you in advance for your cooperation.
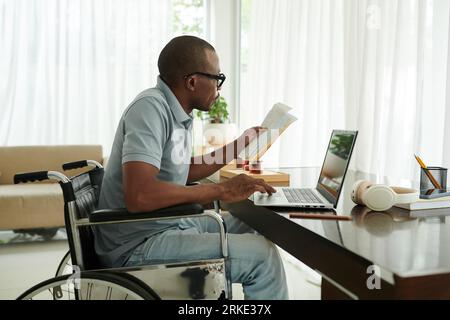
[420,167,447,192]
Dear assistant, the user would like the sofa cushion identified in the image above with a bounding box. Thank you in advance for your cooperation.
[0,145,103,185]
[0,184,64,230]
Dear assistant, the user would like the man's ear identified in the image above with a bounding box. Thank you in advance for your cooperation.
[185,76,196,92]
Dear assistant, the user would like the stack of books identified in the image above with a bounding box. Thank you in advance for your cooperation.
[394,195,450,211]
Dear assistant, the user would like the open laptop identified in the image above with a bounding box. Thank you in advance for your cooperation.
[254,130,358,209]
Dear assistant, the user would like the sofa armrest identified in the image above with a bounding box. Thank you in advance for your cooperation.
[89,203,204,223]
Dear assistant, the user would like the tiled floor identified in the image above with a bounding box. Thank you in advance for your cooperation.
[278,247,322,300]
[0,230,321,300]
[0,230,69,299]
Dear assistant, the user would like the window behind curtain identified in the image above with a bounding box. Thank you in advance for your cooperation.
[239,0,450,182]
[0,0,207,154]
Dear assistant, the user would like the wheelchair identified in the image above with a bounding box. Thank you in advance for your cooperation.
[14,160,231,300]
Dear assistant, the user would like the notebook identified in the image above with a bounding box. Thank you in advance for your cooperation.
[394,195,450,211]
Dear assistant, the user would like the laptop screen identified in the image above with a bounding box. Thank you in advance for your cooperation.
[316,130,358,207]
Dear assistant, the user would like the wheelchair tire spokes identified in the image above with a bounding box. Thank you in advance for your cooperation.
[17,272,159,300]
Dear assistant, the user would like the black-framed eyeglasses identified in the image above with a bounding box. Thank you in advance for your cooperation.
[184,72,226,89]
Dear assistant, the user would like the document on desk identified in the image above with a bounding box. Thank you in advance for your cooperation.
[238,103,298,161]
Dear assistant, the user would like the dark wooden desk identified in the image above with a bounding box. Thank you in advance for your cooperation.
[225,168,450,299]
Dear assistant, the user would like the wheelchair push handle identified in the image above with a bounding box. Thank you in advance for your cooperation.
[14,171,49,184]
[62,160,88,170]
[14,170,70,184]
[63,160,103,170]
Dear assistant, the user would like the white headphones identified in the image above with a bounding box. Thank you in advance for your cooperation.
[351,180,419,211]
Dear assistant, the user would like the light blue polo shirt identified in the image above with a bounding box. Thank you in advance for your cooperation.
[94,76,193,267]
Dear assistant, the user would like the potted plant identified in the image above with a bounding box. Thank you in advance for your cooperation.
[197,96,229,124]
[196,96,237,147]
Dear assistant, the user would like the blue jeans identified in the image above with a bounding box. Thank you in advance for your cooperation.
[124,211,288,300]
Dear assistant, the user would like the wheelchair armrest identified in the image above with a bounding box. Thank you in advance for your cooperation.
[89,203,204,223]
[86,203,229,260]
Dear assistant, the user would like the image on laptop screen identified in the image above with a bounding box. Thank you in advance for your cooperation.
[317,130,358,205]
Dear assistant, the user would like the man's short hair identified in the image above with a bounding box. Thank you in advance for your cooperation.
[158,35,216,86]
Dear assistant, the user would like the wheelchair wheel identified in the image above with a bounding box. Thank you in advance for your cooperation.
[55,250,72,277]
[17,271,160,300]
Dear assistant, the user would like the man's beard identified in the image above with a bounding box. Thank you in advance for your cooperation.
[195,93,220,111]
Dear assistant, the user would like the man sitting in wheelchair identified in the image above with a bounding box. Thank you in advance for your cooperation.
[94,35,288,300]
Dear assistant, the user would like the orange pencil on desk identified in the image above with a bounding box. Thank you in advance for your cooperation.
[414,154,442,189]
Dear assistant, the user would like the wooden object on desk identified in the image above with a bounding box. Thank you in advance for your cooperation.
[219,168,290,186]
[288,212,353,221]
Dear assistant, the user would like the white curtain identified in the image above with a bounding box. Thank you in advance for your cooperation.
[240,0,346,169]
[345,0,450,182]
[241,0,450,182]
[0,0,171,153]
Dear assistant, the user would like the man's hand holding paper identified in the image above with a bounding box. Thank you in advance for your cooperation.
[238,103,297,161]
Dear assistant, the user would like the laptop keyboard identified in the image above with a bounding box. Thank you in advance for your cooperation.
[282,188,324,204]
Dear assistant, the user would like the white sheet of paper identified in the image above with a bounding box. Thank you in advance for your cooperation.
[239,103,297,160]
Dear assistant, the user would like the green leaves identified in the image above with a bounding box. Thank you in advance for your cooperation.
[330,134,354,159]
[196,96,229,123]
